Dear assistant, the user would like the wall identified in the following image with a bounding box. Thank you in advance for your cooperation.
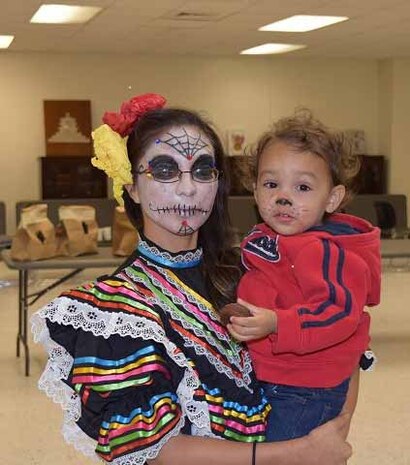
[390,59,410,210]
[377,60,394,159]
[0,52,380,232]
[377,59,410,220]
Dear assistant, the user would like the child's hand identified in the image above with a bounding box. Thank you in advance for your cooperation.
[227,298,277,342]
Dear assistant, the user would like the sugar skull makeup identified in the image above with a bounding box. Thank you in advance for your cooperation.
[157,127,210,161]
[137,154,219,184]
[128,126,219,240]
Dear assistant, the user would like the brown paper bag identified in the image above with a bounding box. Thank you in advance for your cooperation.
[112,206,138,256]
[10,204,57,261]
[56,205,98,256]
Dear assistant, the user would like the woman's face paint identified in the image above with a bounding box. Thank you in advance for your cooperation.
[127,125,218,244]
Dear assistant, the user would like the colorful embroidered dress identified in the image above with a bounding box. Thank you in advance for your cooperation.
[31,237,270,464]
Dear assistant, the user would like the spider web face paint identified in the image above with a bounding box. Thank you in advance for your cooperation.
[133,126,218,244]
[157,128,209,160]
[178,220,194,236]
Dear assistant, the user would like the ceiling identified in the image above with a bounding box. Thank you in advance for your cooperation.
[2,0,410,58]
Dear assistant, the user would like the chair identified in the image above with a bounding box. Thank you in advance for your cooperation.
[372,200,410,270]
[374,201,397,238]
[343,195,410,270]
[374,200,409,239]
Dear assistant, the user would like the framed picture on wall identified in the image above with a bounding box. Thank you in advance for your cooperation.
[226,129,247,156]
[44,100,92,157]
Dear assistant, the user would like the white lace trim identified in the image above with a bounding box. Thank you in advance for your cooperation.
[31,309,217,464]
[177,368,215,434]
[135,256,230,338]
[141,260,234,337]
[123,265,254,392]
[32,312,99,460]
[138,239,203,265]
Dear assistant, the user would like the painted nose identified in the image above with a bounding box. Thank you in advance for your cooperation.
[276,197,292,206]
[176,171,197,196]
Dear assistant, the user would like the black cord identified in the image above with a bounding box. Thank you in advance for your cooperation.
[252,442,257,465]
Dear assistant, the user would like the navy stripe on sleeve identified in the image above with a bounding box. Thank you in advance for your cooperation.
[298,240,352,328]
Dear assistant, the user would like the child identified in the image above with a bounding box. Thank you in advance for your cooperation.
[227,110,381,441]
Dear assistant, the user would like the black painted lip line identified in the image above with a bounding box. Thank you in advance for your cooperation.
[149,203,209,215]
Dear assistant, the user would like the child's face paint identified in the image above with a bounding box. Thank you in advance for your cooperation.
[254,141,345,236]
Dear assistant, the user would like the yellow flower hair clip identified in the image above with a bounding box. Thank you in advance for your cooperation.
[91,93,167,205]
[91,124,132,205]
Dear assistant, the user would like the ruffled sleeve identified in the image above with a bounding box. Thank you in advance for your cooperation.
[31,277,197,464]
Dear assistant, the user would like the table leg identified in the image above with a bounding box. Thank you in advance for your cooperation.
[17,269,30,376]
[16,267,82,376]
[16,270,23,357]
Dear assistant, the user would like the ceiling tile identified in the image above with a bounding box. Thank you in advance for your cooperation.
[1,0,410,58]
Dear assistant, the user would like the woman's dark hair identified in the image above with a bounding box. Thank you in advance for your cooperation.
[123,108,241,309]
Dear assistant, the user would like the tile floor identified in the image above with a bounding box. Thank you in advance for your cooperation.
[0,262,409,465]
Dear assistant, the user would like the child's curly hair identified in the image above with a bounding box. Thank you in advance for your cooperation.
[251,109,360,208]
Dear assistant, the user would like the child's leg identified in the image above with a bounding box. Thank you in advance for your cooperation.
[262,378,350,442]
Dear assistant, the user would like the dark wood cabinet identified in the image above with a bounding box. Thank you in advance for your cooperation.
[225,156,254,195]
[353,155,386,195]
[41,156,107,199]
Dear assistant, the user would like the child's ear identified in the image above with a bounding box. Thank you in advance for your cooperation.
[124,183,140,204]
[326,185,346,213]
[252,182,257,203]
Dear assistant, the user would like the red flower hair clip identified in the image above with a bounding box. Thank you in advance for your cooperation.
[103,93,167,137]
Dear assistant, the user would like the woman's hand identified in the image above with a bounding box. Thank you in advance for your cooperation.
[149,412,352,465]
[268,412,352,465]
[227,298,277,342]
[298,412,352,465]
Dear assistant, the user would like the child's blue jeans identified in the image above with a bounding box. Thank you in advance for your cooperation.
[261,378,350,441]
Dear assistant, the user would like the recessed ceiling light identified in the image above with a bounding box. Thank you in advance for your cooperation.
[259,15,349,32]
[240,43,306,55]
[30,4,102,24]
[0,35,14,49]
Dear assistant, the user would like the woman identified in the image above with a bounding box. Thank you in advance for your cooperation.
[31,94,352,465]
